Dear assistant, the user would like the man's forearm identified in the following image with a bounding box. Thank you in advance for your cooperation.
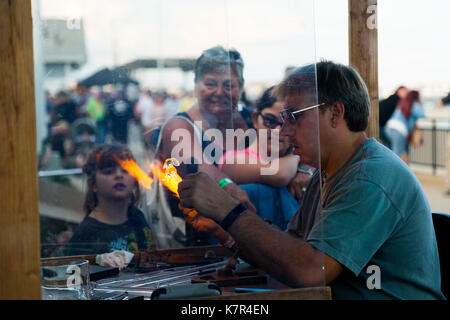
[227,211,325,288]
[177,171,323,286]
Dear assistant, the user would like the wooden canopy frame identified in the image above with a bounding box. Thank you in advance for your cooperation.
[0,0,378,299]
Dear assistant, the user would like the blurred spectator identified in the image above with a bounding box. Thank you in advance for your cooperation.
[45,90,55,114]
[437,91,450,107]
[135,90,155,134]
[40,90,80,171]
[44,91,56,148]
[72,87,89,112]
[39,119,74,171]
[86,89,107,143]
[165,92,181,117]
[51,91,79,125]
[126,84,140,105]
[379,86,409,148]
[384,90,425,164]
[178,91,195,113]
[147,92,169,147]
[107,91,134,145]
[71,118,98,168]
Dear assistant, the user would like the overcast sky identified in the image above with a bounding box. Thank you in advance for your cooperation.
[38,0,450,98]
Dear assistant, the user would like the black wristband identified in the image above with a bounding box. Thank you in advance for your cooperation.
[220,203,248,231]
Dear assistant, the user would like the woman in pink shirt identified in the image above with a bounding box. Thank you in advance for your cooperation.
[219,86,300,188]
[218,87,306,230]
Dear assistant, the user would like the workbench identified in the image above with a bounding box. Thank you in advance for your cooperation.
[41,245,332,300]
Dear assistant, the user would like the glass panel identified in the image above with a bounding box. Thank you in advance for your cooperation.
[223,0,319,235]
[34,0,325,291]
[220,0,325,290]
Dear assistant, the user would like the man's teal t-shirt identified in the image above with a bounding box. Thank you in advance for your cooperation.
[290,138,445,299]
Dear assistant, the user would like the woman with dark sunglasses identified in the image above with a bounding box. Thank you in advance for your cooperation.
[219,86,299,184]
[217,87,301,230]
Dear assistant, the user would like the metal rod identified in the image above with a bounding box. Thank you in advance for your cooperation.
[96,266,192,287]
[94,287,155,296]
[95,264,200,287]
[38,168,83,177]
[93,267,217,297]
[130,267,217,288]
[96,261,226,288]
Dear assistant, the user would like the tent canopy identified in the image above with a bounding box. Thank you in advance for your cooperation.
[78,67,139,88]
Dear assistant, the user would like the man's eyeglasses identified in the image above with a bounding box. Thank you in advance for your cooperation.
[279,103,325,124]
[258,112,284,129]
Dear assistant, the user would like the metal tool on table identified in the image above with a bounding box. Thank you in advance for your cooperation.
[92,260,229,298]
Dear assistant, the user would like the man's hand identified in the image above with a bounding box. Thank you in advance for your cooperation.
[178,172,239,223]
[222,182,257,213]
[181,208,232,245]
[182,208,220,234]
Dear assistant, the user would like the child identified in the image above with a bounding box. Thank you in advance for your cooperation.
[64,145,156,256]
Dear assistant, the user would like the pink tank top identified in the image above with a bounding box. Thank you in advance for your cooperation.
[218,148,261,171]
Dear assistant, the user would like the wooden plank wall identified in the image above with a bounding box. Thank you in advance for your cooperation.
[349,0,379,139]
[0,0,41,299]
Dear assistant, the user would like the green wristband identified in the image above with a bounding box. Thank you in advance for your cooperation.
[218,178,234,189]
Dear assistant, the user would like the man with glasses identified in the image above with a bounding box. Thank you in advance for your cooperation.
[178,61,445,300]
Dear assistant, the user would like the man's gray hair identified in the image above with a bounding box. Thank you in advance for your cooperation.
[275,60,371,132]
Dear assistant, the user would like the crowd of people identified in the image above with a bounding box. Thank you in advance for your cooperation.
[39,86,196,171]
[42,45,446,300]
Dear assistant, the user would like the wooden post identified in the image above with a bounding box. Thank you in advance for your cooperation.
[0,0,41,299]
[349,0,379,139]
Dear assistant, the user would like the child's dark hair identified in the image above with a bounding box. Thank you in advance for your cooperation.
[83,144,141,216]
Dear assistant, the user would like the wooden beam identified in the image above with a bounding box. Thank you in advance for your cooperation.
[349,0,379,139]
[0,0,41,299]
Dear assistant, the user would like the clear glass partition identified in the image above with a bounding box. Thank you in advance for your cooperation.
[34,0,325,293]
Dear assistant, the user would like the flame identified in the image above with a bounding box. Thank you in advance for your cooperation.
[117,157,198,219]
[116,158,154,190]
[151,158,183,197]
[151,159,198,219]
